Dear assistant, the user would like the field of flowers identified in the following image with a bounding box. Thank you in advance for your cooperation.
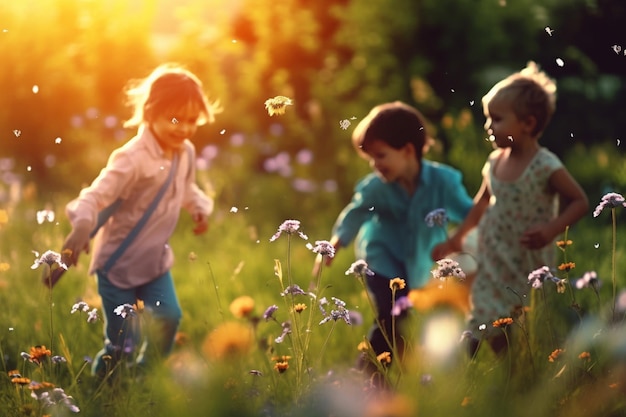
[1,181,626,417]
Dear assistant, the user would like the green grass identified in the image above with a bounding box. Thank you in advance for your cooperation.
[1,192,626,417]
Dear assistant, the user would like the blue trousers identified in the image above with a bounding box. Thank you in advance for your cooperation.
[93,269,182,375]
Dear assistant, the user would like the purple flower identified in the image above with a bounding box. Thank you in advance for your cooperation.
[307,240,335,258]
[528,266,556,289]
[425,208,448,227]
[31,386,80,413]
[31,250,68,270]
[575,271,600,290]
[345,260,375,278]
[263,305,279,321]
[593,192,626,217]
[270,219,308,242]
[113,303,136,319]
[71,301,90,314]
[391,296,413,317]
[281,284,307,297]
[275,321,291,343]
[87,308,99,323]
[431,258,466,281]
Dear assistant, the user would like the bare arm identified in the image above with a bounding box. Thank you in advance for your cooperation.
[431,179,490,260]
[520,168,589,249]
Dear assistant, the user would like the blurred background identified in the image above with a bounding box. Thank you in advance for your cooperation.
[1,0,625,235]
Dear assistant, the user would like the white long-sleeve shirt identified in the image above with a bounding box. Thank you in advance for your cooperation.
[66,125,213,288]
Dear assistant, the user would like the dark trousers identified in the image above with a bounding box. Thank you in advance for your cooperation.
[360,271,410,373]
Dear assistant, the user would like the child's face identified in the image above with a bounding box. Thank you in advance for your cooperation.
[484,97,529,148]
[149,103,201,153]
[365,139,416,183]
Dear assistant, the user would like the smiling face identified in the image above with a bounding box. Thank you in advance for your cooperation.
[483,97,531,148]
[365,139,416,183]
[148,102,201,154]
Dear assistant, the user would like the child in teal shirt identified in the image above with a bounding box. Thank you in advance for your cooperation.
[318,101,473,380]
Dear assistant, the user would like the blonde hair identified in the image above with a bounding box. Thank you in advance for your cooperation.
[482,61,557,136]
[123,63,220,128]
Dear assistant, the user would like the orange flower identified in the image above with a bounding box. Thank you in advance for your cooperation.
[389,278,406,291]
[202,322,253,360]
[492,318,513,328]
[461,396,473,407]
[229,295,255,318]
[274,361,289,373]
[548,348,565,362]
[556,240,573,249]
[578,351,591,360]
[29,345,51,364]
[357,341,370,352]
[558,262,575,272]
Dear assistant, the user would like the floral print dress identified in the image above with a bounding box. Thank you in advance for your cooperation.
[469,147,563,332]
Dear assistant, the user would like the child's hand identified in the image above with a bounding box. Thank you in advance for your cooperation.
[62,222,92,266]
[192,212,209,235]
[431,238,460,261]
[520,225,552,249]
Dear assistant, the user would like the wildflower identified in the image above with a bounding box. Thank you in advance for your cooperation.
[459,330,474,343]
[548,348,565,362]
[275,321,292,343]
[319,308,351,325]
[357,341,370,352]
[431,258,466,281]
[556,239,573,249]
[263,305,279,321]
[8,370,31,385]
[421,374,433,385]
[293,303,307,313]
[24,345,52,365]
[264,96,293,116]
[389,277,406,291]
[593,192,626,217]
[345,259,375,278]
[30,250,68,271]
[229,295,255,318]
[36,209,55,224]
[31,386,80,413]
[377,351,392,365]
[87,308,99,323]
[113,303,136,319]
[555,279,568,294]
[308,240,335,258]
[249,369,263,376]
[558,262,576,272]
[281,284,307,297]
[575,271,600,290]
[270,219,308,242]
[578,351,591,360]
[51,355,66,364]
[391,296,413,317]
[528,266,555,289]
[461,397,473,407]
[348,310,363,325]
[492,318,513,328]
[70,301,90,314]
[331,296,346,308]
[274,361,289,373]
[202,322,253,360]
[425,208,448,227]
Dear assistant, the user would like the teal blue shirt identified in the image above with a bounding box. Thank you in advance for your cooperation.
[333,160,473,288]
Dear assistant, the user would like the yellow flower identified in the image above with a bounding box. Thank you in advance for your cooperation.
[293,303,307,314]
[376,351,392,365]
[202,321,254,360]
[264,96,293,116]
[357,340,370,352]
[133,299,145,313]
[389,277,406,291]
[0,209,8,225]
[558,262,575,272]
[548,348,565,362]
[0,262,10,272]
[229,295,255,318]
[492,317,513,328]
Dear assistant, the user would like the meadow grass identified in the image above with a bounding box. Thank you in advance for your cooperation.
[1,194,626,417]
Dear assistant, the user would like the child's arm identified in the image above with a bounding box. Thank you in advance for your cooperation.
[520,168,588,249]
[432,179,490,260]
